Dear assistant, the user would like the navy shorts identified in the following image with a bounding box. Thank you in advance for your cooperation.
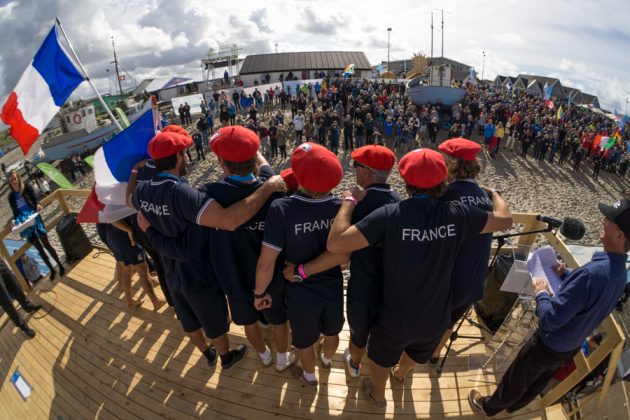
[105,224,145,266]
[227,289,287,327]
[367,325,443,368]
[347,299,378,349]
[286,288,344,349]
[171,285,230,339]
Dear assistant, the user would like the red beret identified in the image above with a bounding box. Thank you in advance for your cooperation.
[280,168,298,192]
[210,126,260,162]
[351,145,396,170]
[399,149,446,189]
[291,142,342,193]
[161,124,190,137]
[438,138,482,161]
[148,130,192,159]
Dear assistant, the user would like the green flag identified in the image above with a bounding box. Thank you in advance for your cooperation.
[603,136,616,150]
[36,163,75,190]
[84,155,94,168]
[115,107,130,129]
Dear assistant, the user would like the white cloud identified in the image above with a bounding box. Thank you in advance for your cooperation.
[491,32,525,45]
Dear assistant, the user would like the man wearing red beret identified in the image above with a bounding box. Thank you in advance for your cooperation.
[254,143,348,386]
[200,126,296,372]
[344,145,401,378]
[126,125,286,371]
[280,168,298,196]
[327,148,513,407]
[429,138,494,365]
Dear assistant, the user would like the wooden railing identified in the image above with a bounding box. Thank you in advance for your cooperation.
[0,188,91,290]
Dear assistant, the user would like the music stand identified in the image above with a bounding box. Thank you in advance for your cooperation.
[435,221,558,377]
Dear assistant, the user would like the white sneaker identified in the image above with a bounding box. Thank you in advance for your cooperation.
[275,352,297,372]
[344,347,361,378]
[258,346,273,367]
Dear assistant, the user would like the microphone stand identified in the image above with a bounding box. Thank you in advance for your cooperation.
[436,222,558,377]
[489,224,557,268]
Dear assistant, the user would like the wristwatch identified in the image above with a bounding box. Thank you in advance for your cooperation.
[293,264,308,283]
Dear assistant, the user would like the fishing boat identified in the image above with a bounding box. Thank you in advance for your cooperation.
[40,99,151,162]
[406,75,467,107]
[406,10,467,108]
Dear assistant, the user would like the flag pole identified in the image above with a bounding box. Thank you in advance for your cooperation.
[55,18,123,131]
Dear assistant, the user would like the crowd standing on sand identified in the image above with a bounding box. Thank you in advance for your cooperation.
[3,76,629,416]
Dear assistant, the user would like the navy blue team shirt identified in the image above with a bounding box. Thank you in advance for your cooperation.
[349,183,401,305]
[131,172,215,290]
[200,165,283,298]
[263,192,342,300]
[440,180,493,308]
[355,197,488,339]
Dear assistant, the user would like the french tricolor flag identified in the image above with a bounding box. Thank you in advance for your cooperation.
[1,24,85,154]
[77,108,157,223]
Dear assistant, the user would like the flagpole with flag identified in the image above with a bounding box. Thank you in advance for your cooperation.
[1,22,86,154]
[55,18,123,132]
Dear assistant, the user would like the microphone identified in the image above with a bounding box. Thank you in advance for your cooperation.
[560,217,586,241]
[537,214,586,241]
[536,214,563,228]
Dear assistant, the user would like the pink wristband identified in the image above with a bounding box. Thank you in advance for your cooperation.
[297,264,308,279]
[344,196,358,206]
[131,169,139,174]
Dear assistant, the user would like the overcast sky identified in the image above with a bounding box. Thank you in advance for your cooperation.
[1,0,629,118]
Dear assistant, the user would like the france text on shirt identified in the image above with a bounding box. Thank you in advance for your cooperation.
[401,224,456,242]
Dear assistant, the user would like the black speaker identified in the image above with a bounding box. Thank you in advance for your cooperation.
[56,213,93,263]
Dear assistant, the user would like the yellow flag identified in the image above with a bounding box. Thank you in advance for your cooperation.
[556,106,563,120]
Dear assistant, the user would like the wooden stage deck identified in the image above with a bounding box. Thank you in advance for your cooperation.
[0,249,547,419]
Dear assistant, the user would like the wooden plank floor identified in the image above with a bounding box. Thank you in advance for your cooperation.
[0,250,546,419]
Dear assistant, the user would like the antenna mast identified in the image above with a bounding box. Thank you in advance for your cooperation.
[111,37,124,100]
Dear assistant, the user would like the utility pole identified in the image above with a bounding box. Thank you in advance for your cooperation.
[481,51,486,81]
[387,28,392,75]
[275,43,278,54]
[430,13,433,85]
[441,9,444,59]
[111,37,124,101]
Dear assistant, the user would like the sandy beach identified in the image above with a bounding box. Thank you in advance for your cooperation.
[1,116,629,252]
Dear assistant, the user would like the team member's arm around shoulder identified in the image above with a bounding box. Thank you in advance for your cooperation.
[198,174,286,231]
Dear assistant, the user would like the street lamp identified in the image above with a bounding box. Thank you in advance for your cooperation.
[387,28,392,75]
[481,51,486,81]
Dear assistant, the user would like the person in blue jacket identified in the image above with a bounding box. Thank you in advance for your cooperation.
[469,198,629,417]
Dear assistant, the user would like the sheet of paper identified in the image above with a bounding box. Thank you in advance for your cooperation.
[527,246,563,293]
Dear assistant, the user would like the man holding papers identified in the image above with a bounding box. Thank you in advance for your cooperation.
[469,198,630,417]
